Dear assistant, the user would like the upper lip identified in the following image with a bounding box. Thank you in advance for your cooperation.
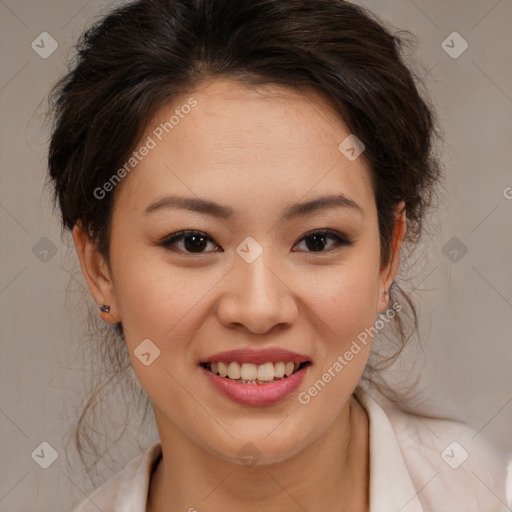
[200,348,310,365]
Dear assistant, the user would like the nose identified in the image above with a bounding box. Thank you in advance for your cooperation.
[215,252,299,334]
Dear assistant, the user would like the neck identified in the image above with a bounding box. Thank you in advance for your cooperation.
[148,394,369,512]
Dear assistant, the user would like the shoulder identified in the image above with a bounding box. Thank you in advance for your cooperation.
[357,387,510,512]
[72,441,162,512]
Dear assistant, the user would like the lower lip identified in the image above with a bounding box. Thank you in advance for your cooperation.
[200,364,309,406]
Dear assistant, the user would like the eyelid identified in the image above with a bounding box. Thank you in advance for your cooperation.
[291,229,353,252]
[159,228,353,254]
[160,230,222,253]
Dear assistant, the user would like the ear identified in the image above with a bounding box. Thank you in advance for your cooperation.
[377,201,406,313]
[72,222,120,323]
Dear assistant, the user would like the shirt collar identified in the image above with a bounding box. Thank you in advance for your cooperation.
[355,386,424,512]
[114,441,161,512]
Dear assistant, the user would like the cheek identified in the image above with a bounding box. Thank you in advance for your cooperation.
[297,262,379,412]
[304,258,381,342]
[110,243,222,347]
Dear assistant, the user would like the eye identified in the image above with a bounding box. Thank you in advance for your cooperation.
[292,229,353,253]
[159,228,353,255]
[159,230,221,254]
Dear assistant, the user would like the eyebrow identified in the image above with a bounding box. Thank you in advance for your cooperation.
[144,193,362,220]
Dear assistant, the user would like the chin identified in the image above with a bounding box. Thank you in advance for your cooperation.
[193,419,313,467]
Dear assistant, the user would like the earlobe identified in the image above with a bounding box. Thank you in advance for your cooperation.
[72,223,120,323]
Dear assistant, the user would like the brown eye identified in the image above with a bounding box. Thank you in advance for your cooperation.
[293,229,353,253]
[160,230,221,254]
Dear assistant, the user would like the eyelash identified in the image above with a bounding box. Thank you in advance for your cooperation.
[159,229,353,254]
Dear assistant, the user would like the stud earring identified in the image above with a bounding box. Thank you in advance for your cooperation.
[98,304,111,314]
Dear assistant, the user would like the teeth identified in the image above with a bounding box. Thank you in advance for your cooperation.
[240,363,258,380]
[227,362,241,379]
[274,361,285,378]
[207,361,304,381]
[218,362,228,378]
[257,362,275,381]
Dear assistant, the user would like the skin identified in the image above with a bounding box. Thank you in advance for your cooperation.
[73,78,406,511]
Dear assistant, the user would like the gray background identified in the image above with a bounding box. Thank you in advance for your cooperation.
[1,0,511,510]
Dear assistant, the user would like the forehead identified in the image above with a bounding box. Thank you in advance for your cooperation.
[162,78,352,157]
[113,78,374,214]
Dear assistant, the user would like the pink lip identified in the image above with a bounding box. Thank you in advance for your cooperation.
[200,364,309,406]
[200,348,310,365]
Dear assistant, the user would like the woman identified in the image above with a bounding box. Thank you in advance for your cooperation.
[46,0,509,510]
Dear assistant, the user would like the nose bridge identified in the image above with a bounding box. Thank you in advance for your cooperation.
[217,242,297,333]
[240,249,281,302]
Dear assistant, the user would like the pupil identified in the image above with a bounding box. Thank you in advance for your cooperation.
[185,235,207,252]
[306,234,326,252]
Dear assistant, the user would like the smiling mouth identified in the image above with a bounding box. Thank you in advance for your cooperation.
[200,361,311,384]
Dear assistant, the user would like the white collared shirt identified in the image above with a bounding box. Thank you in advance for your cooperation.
[73,388,511,511]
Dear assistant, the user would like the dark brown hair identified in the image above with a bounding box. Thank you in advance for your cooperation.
[47,0,442,481]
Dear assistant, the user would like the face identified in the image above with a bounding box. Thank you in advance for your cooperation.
[75,78,403,465]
